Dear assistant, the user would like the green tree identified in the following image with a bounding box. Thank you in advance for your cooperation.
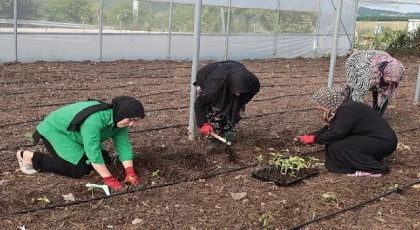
[0,0,42,20]
[172,4,194,32]
[201,5,223,34]
[45,0,96,23]
[261,10,317,34]
[230,8,267,34]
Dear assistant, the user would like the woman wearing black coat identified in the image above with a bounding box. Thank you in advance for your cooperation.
[193,61,260,138]
[296,87,397,177]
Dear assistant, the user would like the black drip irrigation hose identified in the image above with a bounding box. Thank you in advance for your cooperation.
[0,163,258,218]
[288,179,420,230]
[0,119,43,128]
[1,91,316,127]
[396,126,420,133]
[2,91,180,112]
[130,124,188,133]
[253,93,312,102]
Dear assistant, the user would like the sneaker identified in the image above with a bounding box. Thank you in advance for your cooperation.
[16,150,37,175]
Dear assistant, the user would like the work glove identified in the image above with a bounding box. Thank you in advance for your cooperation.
[200,123,213,136]
[295,135,315,145]
[124,166,144,188]
[103,176,125,192]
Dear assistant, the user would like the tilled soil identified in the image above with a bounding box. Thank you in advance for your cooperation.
[0,56,420,229]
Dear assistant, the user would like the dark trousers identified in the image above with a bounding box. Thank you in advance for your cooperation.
[32,135,93,178]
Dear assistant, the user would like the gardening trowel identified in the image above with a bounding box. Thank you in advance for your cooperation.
[210,132,237,161]
[86,183,111,196]
[210,132,232,145]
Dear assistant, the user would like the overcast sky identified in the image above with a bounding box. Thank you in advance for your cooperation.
[367,5,420,13]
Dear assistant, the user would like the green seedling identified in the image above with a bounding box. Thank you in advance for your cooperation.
[322,192,338,206]
[152,170,160,177]
[259,212,271,229]
[24,133,34,143]
[209,165,222,175]
[256,154,264,166]
[307,157,320,168]
[389,184,399,190]
[268,153,283,170]
[309,210,316,220]
[88,185,95,196]
[37,196,50,205]
[85,183,110,196]
[377,210,383,216]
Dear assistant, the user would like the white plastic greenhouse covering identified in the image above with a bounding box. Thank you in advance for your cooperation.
[0,0,418,63]
[0,0,359,63]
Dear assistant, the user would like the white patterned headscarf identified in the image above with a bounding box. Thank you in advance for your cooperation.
[312,87,346,112]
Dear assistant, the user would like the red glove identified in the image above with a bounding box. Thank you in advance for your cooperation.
[200,123,213,136]
[296,135,315,144]
[103,176,124,190]
[124,166,142,185]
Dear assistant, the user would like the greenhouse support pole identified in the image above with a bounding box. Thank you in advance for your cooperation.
[13,0,17,61]
[272,0,280,58]
[188,0,202,140]
[221,7,225,35]
[327,0,343,88]
[313,0,322,56]
[98,0,103,61]
[223,0,232,61]
[414,63,420,104]
[167,0,173,59]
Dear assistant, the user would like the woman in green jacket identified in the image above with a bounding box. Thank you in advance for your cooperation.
[16,96,145,191]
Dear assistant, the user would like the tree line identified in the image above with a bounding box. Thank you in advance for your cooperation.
[0,0,317,34]
[357,15,420,21]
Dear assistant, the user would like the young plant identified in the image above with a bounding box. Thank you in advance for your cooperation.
[87,185,95,196]
[268,152,283,169]
[256,154,264,166]
[389,184,399,190]
[258,212,271,229]
[322,192,339,206]
[152,170,160,177]
[280,158,292,175]
[37,196,50,206]
[24,133,34,143]
[289,156,308,172]
[307,157,320,169]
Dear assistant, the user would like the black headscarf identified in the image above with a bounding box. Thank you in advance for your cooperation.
[194,60,260,124]
[111,96,145,126]
[67,96,145,131]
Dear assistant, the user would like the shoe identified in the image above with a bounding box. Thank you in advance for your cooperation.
[16,150,38,175]
[347,171,382,177]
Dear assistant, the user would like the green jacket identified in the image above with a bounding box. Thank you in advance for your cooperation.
[36,101,133,165]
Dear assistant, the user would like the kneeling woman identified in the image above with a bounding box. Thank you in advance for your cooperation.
[296,87,397,177]
[16,96,145,191]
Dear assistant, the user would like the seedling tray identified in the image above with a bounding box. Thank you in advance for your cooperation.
[252,167,319,186]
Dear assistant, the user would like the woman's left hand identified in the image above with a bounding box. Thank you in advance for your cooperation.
[296,135,315,144]
[124,166,143,187]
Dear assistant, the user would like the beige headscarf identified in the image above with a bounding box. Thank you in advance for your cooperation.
[312,87,346,120]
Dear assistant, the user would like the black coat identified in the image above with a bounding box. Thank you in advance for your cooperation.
[194,61,260,127]
[314,100,397,174]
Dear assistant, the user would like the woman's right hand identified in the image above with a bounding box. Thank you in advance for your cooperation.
[103,176,125,191]
[200,123,213,136]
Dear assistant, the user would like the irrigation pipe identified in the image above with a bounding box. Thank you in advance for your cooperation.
[2,128,420,218]
[0,146,329,217]
[288,179,420,230]
[2,108,418,151]
[2,91,180,111]
[0,163,258,218]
